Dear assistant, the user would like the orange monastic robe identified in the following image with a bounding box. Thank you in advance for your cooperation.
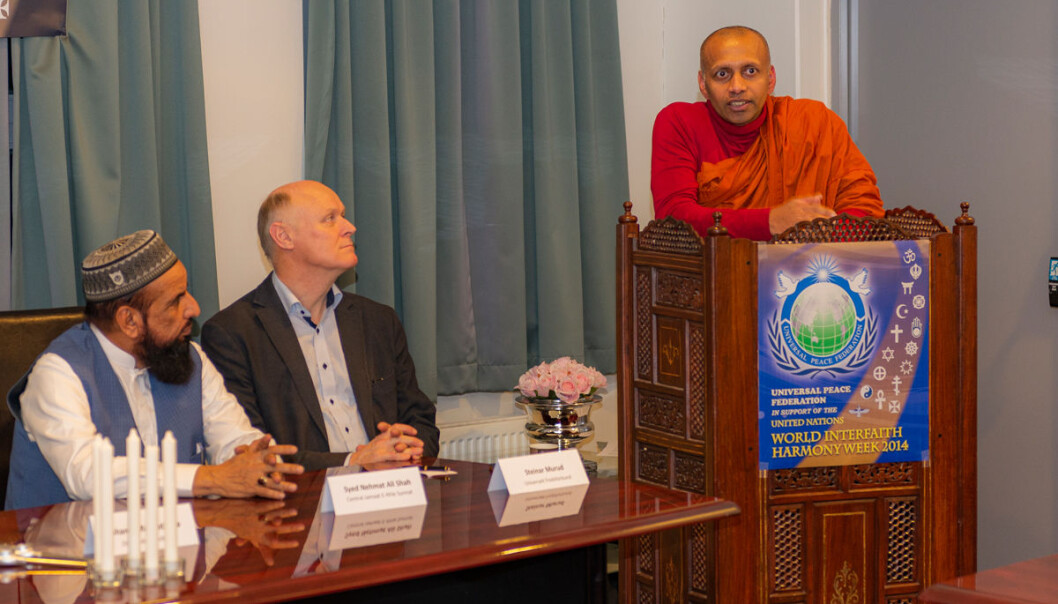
[697,96,882,216]
[652,95,883,240]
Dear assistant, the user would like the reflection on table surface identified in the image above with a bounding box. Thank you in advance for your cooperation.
[918,553,1058,603]
[0,459,738,603]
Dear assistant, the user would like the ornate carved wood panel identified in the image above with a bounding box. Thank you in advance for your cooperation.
[886,496,919,587]
[766,463,922,602]
[656,315,685,390]
[770,504,805,594]
[626,231,710,492]
[687,522,713,601]
[634,533,656,602]
[815,499,873,604]
[616,205,975,603]
[636,268,653,382]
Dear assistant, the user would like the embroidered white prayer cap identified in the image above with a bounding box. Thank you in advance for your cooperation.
[82,230,177,302]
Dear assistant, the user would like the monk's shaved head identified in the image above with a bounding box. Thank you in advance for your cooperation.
[700,26,771,74]
[697,25,775,125]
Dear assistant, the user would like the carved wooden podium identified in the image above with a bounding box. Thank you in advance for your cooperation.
[616,205,977,603]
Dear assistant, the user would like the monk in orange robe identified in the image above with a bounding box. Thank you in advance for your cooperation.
[651,26,883,240]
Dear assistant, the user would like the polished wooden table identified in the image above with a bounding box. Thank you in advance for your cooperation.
[0,459,738,603]
[918,554,1058,603]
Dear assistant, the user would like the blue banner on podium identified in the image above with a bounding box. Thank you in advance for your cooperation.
[757,241,930,470]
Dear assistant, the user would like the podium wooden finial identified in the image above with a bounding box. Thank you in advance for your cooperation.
[619,201,637,224]
[955,201,975,226]
[707,211,728,236]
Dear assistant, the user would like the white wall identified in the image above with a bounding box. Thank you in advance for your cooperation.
[198,0,304,308]
[854,0,1058,570]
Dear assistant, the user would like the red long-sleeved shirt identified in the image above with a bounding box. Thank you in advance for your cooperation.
[651,97,882,240]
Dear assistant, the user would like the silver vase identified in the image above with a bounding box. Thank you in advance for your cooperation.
[515,394,601,454]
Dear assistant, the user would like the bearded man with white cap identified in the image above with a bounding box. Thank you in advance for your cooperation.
[5,230,304,510]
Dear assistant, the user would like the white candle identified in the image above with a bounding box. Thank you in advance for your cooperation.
[92,436,103,568]
[99,438,116,577]
[126,429,141,570]
[162,431,178,572]
[144,444,159,581]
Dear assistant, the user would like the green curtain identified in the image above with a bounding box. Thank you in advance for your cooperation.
[11,0,218,319]
[305,0,628,397]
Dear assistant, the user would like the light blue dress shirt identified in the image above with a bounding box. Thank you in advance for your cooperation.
[271,273,369,453]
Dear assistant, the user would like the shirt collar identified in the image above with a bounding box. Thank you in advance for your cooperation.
[271,272,343,319]
[90,322,145,376]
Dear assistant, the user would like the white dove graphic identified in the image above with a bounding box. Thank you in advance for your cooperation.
[774,271,798,299]
[849,268,871,296]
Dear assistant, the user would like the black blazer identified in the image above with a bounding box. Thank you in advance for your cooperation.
[201,275,439,471]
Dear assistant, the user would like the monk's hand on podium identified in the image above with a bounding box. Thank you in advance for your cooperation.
[348,422,425,470]
[769,194,836,234]
[193,436,304,500]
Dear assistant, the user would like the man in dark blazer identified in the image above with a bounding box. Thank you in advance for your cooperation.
[202,181,438,471]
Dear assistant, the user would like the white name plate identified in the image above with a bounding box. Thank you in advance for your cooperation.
[487,449,588,495]
[488,484,588,527]
[321,466,426,515]
[86,502,199,556]
[323,504,427,550]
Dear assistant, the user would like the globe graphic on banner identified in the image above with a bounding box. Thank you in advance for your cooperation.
[789,282,857,357]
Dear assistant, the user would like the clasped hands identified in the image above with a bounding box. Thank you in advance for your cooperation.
[349,422,424,470]
[193,434,304,500]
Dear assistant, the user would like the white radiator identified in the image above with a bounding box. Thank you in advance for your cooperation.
[437,417,529,464]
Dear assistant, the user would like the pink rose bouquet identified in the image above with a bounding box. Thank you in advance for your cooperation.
[516,356,607,403]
